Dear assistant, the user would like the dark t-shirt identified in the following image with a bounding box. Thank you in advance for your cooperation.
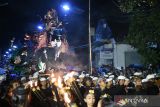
[0,98,12,107]
[30,87,58,107]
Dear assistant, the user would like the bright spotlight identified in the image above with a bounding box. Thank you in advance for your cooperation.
[62,4,70,11]
[13,45,17,49]
[6,51,9,54]
[37,25,43,30]
[8,48,12,51]
[4,55,6,57]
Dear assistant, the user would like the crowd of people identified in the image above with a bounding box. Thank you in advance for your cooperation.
[0,65,159,107]
[0,8,160,107]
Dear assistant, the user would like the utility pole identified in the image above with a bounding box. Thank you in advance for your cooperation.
[88,0,92,75]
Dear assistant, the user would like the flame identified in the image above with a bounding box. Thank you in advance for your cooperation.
[29,81,33,88]
[50,73,56,83]
[51,73,54,77]
[51,78,56,83]
[35,81,38,87]
[70,71,75,77]
[64,92,71,104]
[58,76,63,88]
[67,71,76,82]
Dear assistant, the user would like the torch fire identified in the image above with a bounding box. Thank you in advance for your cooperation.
[58,76,63,88]
[64,92,71,104]
[51,73,56,83]
[29,81,33,88]
[51,78,56,83]
[35,81,38,87]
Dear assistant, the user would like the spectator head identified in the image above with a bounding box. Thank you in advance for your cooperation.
[84,89,96,107]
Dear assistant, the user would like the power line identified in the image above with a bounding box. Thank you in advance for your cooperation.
[0,3,8,7]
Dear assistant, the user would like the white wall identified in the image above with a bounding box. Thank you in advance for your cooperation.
[113,44,139,68]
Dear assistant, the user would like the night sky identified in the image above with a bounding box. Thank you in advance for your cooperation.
[0,0,129,51]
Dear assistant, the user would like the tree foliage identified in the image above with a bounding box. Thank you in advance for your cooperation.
[118,0,160,65]
[117,0,158,13]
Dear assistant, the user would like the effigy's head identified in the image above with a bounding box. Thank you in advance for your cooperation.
[46,9,57,20]
[44,9,58,28]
